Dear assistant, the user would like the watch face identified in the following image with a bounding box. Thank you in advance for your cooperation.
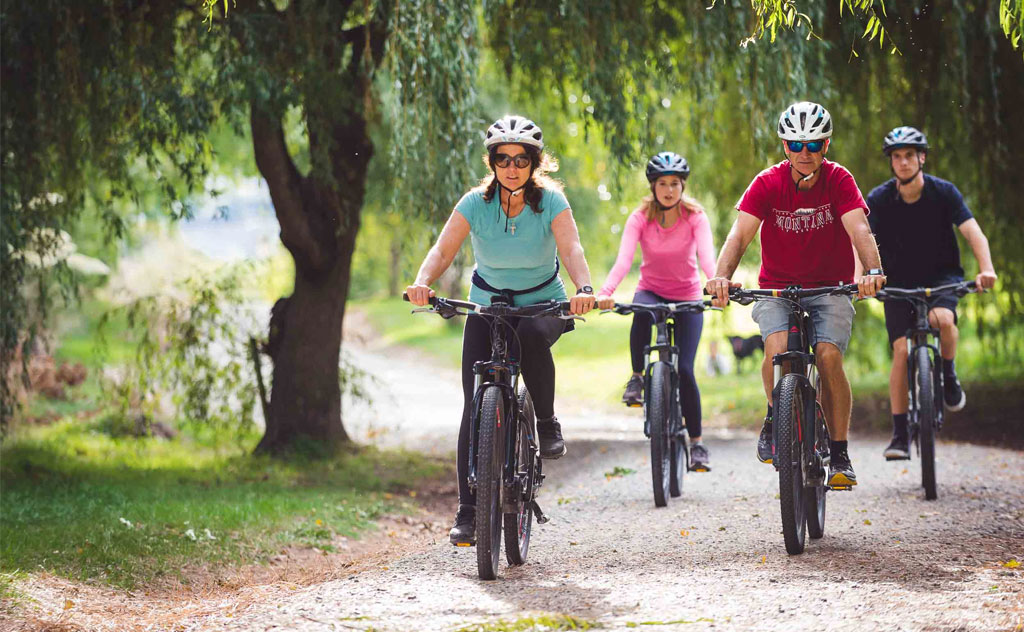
[580,286,593,294]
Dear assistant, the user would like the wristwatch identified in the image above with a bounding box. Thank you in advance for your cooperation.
[865,268,884,276]
[577,285,594,295]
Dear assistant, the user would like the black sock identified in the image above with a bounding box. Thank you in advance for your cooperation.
[829,440,849,458]
[942,358,956,378]
[892,413,909,439]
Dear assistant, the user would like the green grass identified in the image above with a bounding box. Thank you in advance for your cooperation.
[0,419,448,589]
[453,616,599,632]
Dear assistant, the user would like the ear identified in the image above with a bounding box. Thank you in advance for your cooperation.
[919,152,926,166]
[823,139,830,155]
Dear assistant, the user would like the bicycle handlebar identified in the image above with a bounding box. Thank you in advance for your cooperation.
[873,280,979,302]
[722,284,861,306]
[605,300,715,316]
[402,293,574,319]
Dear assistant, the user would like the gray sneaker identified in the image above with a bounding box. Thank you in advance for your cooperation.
[757,418,774,464]
[622,375,643,407]
[537,417,567,459]
[883,435,910,460]
[690,443,711,472]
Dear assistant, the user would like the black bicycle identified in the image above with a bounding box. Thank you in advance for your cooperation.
[406,294,577,579]
[728,284,860,554]
[604,301,715,507]
[873,280,979,500]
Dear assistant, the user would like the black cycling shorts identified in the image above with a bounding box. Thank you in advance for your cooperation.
[883,294,959,346]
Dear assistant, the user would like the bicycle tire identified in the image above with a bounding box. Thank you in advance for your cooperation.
[504,387,536,566]
[475,385,505,579]
[804,384,828,540]
[916,347,938,500]
[776,373,808,554]
[649,362,672,508]
[669,379,686,498]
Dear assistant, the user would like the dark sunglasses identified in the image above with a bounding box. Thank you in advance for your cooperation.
[494,153,532,169]
[786,140,825,153]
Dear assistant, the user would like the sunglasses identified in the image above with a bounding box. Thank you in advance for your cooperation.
[494,153,532,169]
[786,140,825,153]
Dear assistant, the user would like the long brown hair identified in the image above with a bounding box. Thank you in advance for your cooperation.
[477,145,563,213]
[641,179,703,222]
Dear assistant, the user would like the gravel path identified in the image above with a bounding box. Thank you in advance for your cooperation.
[195,429,1023,631]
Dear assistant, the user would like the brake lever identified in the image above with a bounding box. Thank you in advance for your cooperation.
[560,314,586,322]
[410,307,435,314]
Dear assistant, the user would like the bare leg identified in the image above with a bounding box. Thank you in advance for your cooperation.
[816,342,851,441]
[929,307,958,361]
[889,337,909,415]
[761,331,788,406]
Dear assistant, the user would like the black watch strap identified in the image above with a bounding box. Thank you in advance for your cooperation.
[577,285,594,295]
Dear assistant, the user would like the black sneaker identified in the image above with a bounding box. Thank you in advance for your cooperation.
[883,435,910,461]
[943,371,966,412]
[449,504,475,546]
[757,418,774,464]
[689,443,711,472]
[828,451,858,489]
[622,375,643,407]
[537,417,567,459]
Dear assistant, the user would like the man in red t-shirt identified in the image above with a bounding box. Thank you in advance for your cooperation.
[706,102,886,489]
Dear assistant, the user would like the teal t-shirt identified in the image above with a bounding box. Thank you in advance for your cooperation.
[454,187,570,306]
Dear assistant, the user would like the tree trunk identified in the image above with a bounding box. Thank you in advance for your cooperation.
[249,104,368,455]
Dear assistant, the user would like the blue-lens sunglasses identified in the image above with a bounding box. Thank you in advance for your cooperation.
[786,140,825,153]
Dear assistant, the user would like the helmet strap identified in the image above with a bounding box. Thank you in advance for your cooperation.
[650,184,680,211]
[494,168,531,233]
[892,154,924,192]
[789,163,820,192]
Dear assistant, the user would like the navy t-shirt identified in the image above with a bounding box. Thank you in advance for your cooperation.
[866,174,973,288]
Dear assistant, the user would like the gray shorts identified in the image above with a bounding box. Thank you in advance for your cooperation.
[751,294,856,355]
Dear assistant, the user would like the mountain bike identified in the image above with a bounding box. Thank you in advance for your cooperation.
[873,280,979,500]
[728,284,859,554]
[406,294,577,580]
[604,301,715,507]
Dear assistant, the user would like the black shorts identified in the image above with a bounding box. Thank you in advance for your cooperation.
[883,295,959,346]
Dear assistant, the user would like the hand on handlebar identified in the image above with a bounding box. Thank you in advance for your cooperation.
[405,283,435,306]
[975,270,997,291]
[855,272,886,299]
[596,294,615,310]
[569,292,596,315]
[705,276,742,308]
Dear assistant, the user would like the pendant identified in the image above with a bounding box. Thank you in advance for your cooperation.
[510,220,516,236]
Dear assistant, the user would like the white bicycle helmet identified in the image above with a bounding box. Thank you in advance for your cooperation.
[777,102,833,141]
[484,115,544,151]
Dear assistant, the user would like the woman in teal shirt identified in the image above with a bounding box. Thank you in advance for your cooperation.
[406,115,596,546]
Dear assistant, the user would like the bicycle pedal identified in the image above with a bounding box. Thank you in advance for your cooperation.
[884,455,911,462]
[625,402,643,408]
[454,542,474,547]
[827,484,854,491]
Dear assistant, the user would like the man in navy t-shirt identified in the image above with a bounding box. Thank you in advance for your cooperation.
[865,127,998,460]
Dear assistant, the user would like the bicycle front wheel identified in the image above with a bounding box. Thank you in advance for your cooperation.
[804,389,828,540]
[669,384,686,498]
[475,385,505,580]
[504,386,536,566]
[648,362,672,508]
[916,347,938,500]
[776,373,808,555]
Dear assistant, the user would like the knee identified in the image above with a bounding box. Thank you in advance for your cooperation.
[815,343,843,370]
[929,309,956,330]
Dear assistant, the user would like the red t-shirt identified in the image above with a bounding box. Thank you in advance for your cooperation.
[736,159,868,289]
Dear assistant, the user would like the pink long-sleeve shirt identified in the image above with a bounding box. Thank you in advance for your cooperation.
[599,206,716,301]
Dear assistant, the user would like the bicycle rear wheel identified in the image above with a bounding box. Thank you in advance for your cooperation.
[475,385,505,579]
[776,373,808,554]
[916,347,938,500]
[504,387,536,566]
[648,362,672,508]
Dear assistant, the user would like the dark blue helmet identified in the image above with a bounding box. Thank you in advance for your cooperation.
[883,126,928,155]
[646,152,690,183]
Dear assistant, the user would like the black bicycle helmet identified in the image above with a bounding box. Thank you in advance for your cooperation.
[883,126,928,155]
[645,152,690,182]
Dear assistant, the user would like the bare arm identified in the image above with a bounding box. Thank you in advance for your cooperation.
[552,208,596,314]
[406,210,471,305]
[706,211,761,306]
[840,208,885,297]
[957,218,998,289]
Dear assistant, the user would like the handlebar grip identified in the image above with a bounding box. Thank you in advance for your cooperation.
[402,292,437,306]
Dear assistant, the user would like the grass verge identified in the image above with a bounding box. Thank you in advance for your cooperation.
[0,418,448,590]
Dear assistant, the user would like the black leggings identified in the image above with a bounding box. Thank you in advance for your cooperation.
[629,289,704,439]
[458,314,565,505]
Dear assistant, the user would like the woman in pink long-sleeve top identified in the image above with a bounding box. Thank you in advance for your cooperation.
[596,152,717,471]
